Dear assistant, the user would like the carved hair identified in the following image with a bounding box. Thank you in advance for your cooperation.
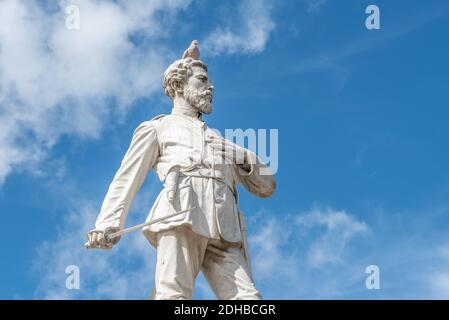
[163,58,208,100]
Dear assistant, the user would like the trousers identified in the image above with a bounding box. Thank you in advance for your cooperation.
[154,226,262,300]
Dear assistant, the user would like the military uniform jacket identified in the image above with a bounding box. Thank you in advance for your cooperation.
[95,111,276,247]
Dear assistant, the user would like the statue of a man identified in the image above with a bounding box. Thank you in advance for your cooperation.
[85,40,276,300]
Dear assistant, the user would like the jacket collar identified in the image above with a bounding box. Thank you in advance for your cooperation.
[171,106,205,126]
[171,105,200,118]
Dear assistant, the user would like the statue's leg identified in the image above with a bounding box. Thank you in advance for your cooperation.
[154,226,208,300]
[201,239,262,300]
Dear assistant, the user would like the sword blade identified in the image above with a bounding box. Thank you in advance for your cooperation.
[106,207,195,241]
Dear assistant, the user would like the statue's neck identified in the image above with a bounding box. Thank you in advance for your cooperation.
[171,96,200,119]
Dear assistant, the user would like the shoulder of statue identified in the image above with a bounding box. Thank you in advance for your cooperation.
[140,114,167,127]
[133,114,166,134]
[150,114,167,121]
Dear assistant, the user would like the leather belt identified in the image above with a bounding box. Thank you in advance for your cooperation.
[181,167,235,195]
[182,168,224,180]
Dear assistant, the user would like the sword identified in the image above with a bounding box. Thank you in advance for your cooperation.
[238,211,253,280]
[88,207,196,247]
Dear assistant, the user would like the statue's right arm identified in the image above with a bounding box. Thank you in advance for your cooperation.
[85,121,159,249]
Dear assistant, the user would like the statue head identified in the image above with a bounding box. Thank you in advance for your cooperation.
[163,41,214,114]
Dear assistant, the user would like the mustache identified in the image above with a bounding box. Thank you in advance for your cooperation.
[200,89,213,96]
[184,87,213,104]
[197,89,213,102]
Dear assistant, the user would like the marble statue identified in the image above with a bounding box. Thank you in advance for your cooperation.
[85,40,276,300]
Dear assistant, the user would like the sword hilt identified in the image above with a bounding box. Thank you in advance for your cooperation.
[103,227,120,244]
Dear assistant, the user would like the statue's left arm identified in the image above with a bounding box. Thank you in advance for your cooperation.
[207,136,276,198]
[233,150,276,198]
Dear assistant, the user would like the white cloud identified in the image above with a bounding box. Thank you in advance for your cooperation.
[33,181,160,299]
[249,214,298,280]
[0,0,276,186]
[296,206,369,268]
[200,211,449,299]
[246,206,369,298]
[0,0,190,185]
[429,272,449,299]
[202,0,275,56]
[428,246,449,299]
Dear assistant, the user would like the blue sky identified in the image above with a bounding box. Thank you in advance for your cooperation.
[1,0,449,299]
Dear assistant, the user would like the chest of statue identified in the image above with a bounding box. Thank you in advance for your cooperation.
[159,114,203,157]
[154,114,220,182]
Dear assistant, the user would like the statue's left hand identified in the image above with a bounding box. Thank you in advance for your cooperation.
[206,136,248,165]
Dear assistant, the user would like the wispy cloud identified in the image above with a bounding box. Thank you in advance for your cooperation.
[0,0,189,185]
[33,180,160,299]
[246,206,370,299]
[426,246,449,299]
[296,206,369,268]
[429,272,449,299]
[306,0,328,14]
[202,0,275,56]
[246,204,449,299]
[249,211,299,280]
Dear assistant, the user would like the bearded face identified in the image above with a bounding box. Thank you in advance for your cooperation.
[184,86,213,114]
[183,65,214,114]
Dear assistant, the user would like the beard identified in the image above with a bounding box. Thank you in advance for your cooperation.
[184,87,213,114]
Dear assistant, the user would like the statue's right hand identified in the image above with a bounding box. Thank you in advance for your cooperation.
[84,228,119,250]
